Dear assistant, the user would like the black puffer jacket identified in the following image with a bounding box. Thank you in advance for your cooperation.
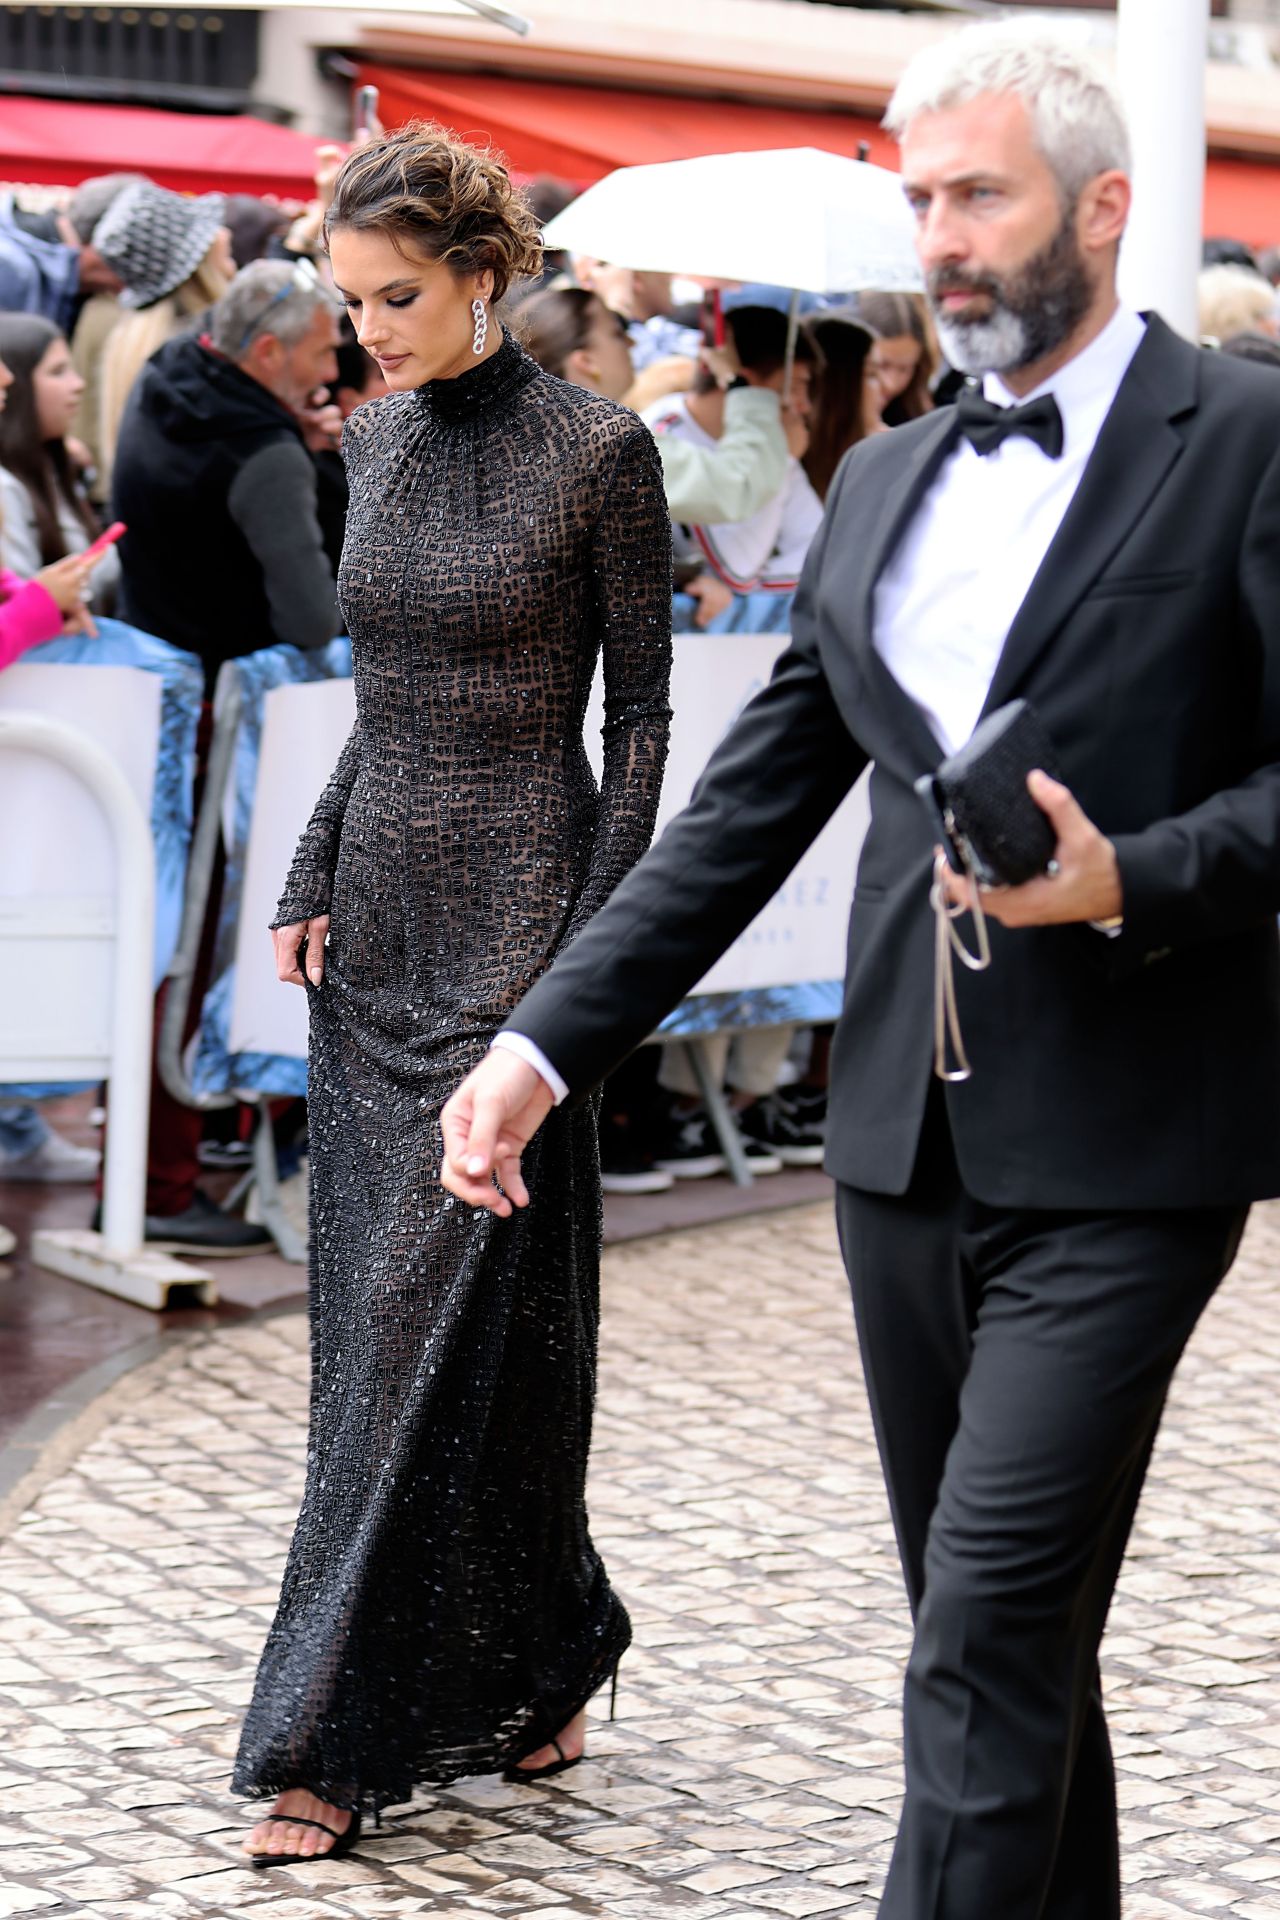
[112,334,340,682]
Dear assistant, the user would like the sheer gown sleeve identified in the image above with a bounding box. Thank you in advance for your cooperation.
[563,424,673,946]
[271,722,361,928]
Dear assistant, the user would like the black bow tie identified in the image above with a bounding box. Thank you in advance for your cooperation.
[954,388,1065,460]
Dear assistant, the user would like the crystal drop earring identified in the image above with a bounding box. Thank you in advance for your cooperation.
[471,298,488,356]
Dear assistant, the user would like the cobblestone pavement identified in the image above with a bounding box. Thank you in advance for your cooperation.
[2,1202,1280,1920]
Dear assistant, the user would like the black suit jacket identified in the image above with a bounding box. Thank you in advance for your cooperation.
[508,316,1280,1209]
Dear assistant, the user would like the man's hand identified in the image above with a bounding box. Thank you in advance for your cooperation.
[298,390,343,453]
[687,571,734,630]
[938,770,1123,928]
[440,1053,556,1217]
[700,342,742,391]
[313,142,345,210]
[273,914,330,987]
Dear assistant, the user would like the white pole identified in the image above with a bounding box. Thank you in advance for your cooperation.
[1116,0,1210,341]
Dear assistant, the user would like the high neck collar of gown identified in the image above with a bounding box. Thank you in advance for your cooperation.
[414,329,537,423]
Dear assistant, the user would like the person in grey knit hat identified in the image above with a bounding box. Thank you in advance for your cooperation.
[94,185,236,486]
[93,180,231,310]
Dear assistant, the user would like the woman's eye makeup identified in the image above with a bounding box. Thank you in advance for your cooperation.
[340,292,418,312]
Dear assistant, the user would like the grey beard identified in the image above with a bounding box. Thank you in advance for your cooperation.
[933,307,1031,377]
[928,213,1094,379]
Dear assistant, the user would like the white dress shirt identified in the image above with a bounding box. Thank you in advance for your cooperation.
[497,304,1148,1103]
[873,303,1146,755]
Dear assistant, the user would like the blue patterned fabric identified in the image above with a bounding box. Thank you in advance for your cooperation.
[192,638,351,1099]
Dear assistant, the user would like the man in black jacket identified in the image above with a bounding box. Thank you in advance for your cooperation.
[427,22,1280,1920]
[113,258,342,687]
[106,261,343,1257]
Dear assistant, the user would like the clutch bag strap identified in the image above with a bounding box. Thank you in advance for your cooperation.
[929,854,992,1083]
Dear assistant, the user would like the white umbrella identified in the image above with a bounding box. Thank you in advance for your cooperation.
[542,146,923,295]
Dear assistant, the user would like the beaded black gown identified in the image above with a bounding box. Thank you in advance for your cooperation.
[232,331,672,1815]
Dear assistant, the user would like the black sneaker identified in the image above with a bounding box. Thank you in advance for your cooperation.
[600,1145,675,1194]
[196,1139,255,1171]
[92,1191,273,1257]
[739,1133,784,1176]
[653,1110,727,1180]
[741,1094,827,1167]
[779,1083,828,1137]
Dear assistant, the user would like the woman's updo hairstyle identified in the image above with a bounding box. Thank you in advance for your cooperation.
[325,121,543,303]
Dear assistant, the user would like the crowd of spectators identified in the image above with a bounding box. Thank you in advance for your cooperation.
[2,140,1277,1247]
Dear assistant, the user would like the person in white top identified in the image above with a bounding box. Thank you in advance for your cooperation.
[643,305,823,606]
[0,314,121,608]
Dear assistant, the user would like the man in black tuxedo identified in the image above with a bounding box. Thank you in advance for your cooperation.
[439,22,1280,1917]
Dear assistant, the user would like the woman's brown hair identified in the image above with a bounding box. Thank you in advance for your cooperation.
[326,121,543,303]
[518,286,598,381]
[0,314,98,565]
[855,290,938,424]
[801,313,878,502]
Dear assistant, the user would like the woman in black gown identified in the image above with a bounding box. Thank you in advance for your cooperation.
[236,125,672,1863]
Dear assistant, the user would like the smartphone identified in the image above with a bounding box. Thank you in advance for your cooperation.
[701,288,725,348]
[84,520,126,562]
[353,84,378,142]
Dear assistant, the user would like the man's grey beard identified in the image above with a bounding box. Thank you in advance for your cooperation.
[929,213,1094,378]
[934,306,1033,378]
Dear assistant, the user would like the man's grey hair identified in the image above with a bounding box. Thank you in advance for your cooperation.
[210,260,335,360]
[884,21,1131,205]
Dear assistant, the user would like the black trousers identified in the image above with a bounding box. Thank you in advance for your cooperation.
[835,1091,1246,1920]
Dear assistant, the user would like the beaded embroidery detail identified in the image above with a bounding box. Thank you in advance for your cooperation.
[234,328,673,1813]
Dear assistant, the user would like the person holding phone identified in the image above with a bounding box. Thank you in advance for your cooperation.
[0,314,121,613]
[0,343,121,1205]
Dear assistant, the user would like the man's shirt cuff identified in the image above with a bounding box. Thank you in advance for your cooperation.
[490,1032,570,1105]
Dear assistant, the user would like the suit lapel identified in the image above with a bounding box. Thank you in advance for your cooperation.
[980,314,1201,719]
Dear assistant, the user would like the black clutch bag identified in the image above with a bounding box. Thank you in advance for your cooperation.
[915,700,1063,888]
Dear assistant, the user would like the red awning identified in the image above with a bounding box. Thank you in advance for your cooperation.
[1204,155,1280,250]
[358,63,899,184]
[0,93,325,200]
[362,61,1280,248]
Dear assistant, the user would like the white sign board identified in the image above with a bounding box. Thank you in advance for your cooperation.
[228,631,866,1061]
[597,630,867,995]
[0,664,161,1079]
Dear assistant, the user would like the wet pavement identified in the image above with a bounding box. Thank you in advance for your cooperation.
[1,1201,1279,1918]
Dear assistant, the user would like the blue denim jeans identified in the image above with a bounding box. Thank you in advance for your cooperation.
[0,1102,51,1158]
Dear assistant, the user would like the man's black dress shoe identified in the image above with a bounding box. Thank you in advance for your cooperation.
[92,1191,273,1257]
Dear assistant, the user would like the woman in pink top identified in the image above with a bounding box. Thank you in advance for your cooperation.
[0,348,96,670]
[0,350,105,1247]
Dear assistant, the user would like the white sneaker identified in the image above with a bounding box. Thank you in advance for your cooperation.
[0,1223,14,1258]
[0,1129,102,1183]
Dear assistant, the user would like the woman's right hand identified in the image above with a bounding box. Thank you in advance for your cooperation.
[273,915,331,988]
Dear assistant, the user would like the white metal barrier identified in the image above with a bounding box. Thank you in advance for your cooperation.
[0,710,214,1307]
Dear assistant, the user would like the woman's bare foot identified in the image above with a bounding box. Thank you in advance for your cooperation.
[245,1788,353,1859]
[512,1705,587,1774]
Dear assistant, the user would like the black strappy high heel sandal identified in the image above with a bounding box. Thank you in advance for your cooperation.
[249,1806,363,1868]
[503,1664,620,1784]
